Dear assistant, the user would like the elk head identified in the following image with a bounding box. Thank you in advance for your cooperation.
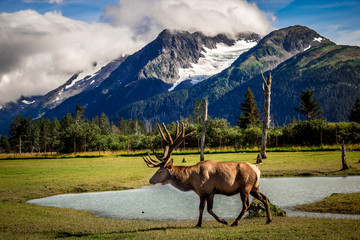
[143,121,195,184]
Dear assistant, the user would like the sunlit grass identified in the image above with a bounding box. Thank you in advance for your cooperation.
[296,193,360,214]
[0,151,360,239]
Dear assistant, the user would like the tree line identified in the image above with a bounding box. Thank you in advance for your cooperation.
[1,90,359,154]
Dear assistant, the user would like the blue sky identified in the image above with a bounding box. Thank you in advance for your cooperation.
[1,0,359,45]
[0,0,359,104]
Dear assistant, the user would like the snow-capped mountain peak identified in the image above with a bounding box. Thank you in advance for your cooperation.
[169,39,257,91]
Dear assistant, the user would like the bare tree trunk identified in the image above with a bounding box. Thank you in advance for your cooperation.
[256,153,262,164]
[200,98,208,161]
[320,131,323,149]
[341,141,349,170]
[260,72,272,160]
[19,135,22,154]
[234,137,237,152]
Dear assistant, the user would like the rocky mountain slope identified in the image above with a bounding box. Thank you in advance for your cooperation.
[0,56,126,135]
[1,25,358,135]
[211,44,360,124]
[43,29,260,121]
[116,25,339,124]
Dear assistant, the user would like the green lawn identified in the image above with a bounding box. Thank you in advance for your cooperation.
[295,193,360,215]
[1,151,360,239]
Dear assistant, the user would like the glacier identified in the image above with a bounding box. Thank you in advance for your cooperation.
[168,40,257,91]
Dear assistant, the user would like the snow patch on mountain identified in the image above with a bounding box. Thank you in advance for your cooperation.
[64,62,104,90]
[169,40,257,91]
[304,45,311,51]
[314,37,323,42]
[21,100,35,105]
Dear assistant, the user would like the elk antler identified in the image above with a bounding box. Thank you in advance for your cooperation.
[143,121,195,168]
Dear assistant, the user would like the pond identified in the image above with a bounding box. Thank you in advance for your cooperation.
[27,176,360,220]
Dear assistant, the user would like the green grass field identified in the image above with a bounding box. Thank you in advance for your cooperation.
[296,193,360,215]
[1,151,360,239]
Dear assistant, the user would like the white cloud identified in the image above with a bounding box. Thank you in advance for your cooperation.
[0,10,145,104]
[49,0,64,4]
[104,0,273,40]
[0,0,273,104]
[332,29,360,46]
[23,0,64,3]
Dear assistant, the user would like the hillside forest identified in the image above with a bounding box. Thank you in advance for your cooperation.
[1,89,360,154]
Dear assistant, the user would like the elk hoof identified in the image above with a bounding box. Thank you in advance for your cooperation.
[219,219,228,225]
[196,224,202,228]
[231,222,238,227]
[266,219,272,224]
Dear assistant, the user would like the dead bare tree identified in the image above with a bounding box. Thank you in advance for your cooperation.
[260,72,272,161]
[143,122,272,227]
[200,98,208,161]
[341,141,349,170]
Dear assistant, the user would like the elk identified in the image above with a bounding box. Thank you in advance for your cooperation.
[143,122,272,227]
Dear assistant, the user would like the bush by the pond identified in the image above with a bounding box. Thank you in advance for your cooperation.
[247,200,286,218]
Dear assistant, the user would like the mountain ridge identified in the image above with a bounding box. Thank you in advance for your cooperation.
[114,25,336,125]
[43,29,260,121]
[1,25,358,136]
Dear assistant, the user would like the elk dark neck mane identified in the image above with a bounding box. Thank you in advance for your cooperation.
[168,165,198,192]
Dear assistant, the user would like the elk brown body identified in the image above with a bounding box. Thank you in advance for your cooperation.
[143,122,272,227]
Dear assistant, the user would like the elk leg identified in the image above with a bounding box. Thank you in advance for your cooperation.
[231,192,250,226]
[196,195,206,227]
[250,190,272,224]
[206,193,228,225]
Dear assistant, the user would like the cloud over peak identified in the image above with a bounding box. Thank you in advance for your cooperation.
[0,0,273,104]
[105,0,273,39]
[0,10,145,104]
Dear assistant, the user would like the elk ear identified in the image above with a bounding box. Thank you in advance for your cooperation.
[165,159,173,169]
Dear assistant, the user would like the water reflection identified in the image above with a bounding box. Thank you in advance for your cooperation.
[28,176,360,220]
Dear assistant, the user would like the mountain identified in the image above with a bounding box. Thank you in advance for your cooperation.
[43,29,260,120]
[0,29,259,135]
[115,25,337,124]
[0,56,127,135]
[1,25,358,136]
[211,44,360,124]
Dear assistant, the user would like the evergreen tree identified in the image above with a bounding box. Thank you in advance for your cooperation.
[0,136,10,153]
[294,89,323,121]
[27,117,40,153]
[50,118,60,152]
[59,113,76,153]
[74,104,85,124]
[9,115,28,153]
[39,118,51,152]
[132,117,140,135]
[99,113,111,135]
[189,99,204,125]
[237,88,261,129]
[349,97,360,123]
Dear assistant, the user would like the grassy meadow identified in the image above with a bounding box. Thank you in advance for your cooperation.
[295,192,360,215]
[1,151,360,239]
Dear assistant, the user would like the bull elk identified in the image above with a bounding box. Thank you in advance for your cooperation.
[143,122,272,227]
